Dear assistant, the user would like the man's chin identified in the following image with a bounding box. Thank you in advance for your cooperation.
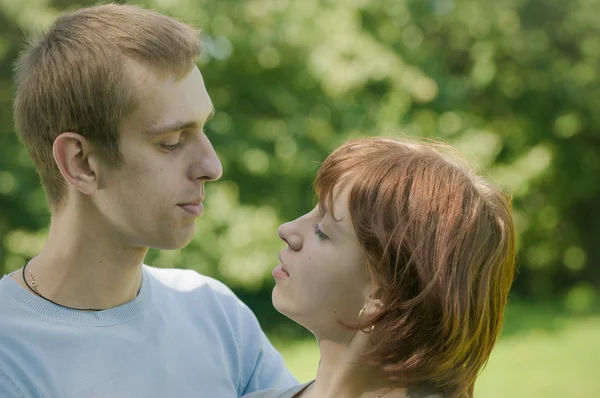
[148,230,196,251]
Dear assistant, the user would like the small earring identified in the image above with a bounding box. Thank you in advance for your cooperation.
[357,307,375,333]
[358,307,365,322]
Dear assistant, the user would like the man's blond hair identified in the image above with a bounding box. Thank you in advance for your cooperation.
[13,4,202,210]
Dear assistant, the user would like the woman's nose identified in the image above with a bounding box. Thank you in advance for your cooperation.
[278,221,303,251]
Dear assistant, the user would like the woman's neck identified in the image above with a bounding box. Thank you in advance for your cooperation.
[306,337,407,398]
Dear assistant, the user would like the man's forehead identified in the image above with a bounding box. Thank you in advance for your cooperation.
[121,63,213,135]
[141,106,215,137]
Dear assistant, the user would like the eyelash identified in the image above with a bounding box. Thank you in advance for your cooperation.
[159,127,211,152]
[160,139,184,151]
[313,224,328,241]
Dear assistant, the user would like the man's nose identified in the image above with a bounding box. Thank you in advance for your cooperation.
[191,135,223,181]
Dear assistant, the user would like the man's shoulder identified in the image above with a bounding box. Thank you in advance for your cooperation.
[143,265,264,348]
[143,265,242,306]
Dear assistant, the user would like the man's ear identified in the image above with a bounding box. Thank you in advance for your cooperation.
[52,132,99,196]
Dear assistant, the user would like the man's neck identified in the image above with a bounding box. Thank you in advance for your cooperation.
[11,206,147,310]
[306,337,407,398]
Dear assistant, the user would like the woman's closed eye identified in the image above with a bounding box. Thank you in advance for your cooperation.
[313,224,329,241]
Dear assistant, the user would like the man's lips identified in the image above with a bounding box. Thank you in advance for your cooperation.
[178,199,204,216]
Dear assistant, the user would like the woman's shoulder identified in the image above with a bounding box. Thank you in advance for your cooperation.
[241,381,314,398]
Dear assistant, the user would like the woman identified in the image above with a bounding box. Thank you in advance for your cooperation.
[245,137,516,398]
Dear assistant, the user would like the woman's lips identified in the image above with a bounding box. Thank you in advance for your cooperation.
[272,265,289,280]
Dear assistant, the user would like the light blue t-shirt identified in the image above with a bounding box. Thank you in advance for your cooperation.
[0,265,297,397]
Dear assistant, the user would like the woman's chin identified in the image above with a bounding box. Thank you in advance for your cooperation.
[271,288,304,323]
[271,286,290,316]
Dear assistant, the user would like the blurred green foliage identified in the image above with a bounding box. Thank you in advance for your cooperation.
[1,0,599,316]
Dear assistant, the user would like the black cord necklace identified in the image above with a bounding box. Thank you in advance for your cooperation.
[22,261,103,312]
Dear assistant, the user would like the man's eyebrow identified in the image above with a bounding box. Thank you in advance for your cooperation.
[143,120,199,136]
[143,106,216,136]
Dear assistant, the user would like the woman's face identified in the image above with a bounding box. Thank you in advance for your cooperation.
[273,184,373,340]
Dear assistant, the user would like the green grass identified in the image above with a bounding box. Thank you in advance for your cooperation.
[272,315,600,398]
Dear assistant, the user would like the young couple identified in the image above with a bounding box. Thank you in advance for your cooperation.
[0,4,516,398]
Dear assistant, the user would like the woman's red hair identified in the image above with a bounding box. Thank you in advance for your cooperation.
[315,138,516,398]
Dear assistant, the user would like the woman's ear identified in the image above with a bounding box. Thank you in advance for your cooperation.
[53,132,99,196]
[364,287,385,318]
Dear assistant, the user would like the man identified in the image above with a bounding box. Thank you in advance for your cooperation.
[0,4,296,397]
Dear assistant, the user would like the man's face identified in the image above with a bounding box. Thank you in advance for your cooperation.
[91,63,222,250]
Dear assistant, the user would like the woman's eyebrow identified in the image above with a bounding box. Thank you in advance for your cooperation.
[321,212,348,235]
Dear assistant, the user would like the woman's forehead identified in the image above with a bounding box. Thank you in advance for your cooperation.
[320,184,355,232]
